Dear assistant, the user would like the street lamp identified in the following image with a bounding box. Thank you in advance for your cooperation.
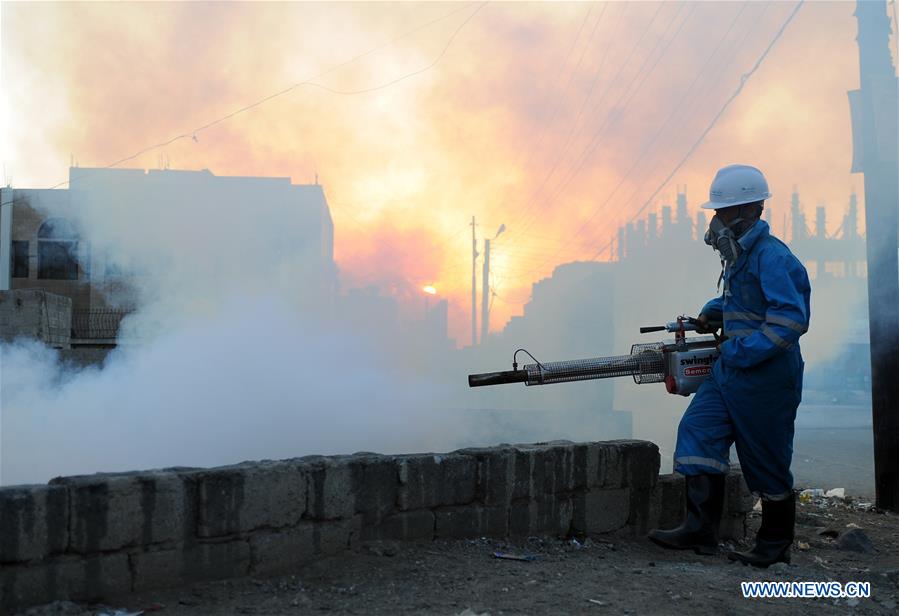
[481,224,505,342]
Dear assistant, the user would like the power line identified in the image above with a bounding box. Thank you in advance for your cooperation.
[506,1,660,237]
[550,1,754,258]
[80,2,488,181]
[509,2,600,180]
[484,3,614,226]
[4,2,488,201]
[587,0,805,260]
[298,3,487,97]
[520,2,770,268]
[512,1,692,241]
[508,1,758,277]
[505,0,802,284]
[509,1,624,226]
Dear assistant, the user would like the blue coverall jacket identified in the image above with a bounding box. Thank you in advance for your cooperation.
[674,219,811,497]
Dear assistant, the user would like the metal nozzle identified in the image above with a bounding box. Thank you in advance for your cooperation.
[639,325,667,333]
[468,369,530,387]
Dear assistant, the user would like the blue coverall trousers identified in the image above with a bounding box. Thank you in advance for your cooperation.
[673,346,804,497]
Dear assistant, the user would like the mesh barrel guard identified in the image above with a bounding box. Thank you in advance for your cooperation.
[523,343,665,386]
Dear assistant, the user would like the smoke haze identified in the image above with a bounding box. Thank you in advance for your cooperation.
[2,1,887,338]
[1,1,893,491]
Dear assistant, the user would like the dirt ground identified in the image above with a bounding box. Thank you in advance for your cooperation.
[21,496,899,616]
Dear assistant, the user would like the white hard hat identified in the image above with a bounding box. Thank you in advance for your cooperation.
[700,164,771,210]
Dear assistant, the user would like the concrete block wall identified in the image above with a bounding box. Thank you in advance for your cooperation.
[0,440,751,613]
[0,289,72,348]
[651,472,755,540]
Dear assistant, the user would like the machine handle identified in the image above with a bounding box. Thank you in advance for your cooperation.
[468,369,530,387]
[640,318,724,334]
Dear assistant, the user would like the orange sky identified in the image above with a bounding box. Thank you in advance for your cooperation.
[3,1,895,344]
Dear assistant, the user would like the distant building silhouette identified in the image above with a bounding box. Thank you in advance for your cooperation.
[0,167,336,346]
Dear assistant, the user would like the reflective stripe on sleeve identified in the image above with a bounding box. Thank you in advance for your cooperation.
[675,456,730,473]
[766,313,808,333]
[761,324,792,349]
[723,328,755,338]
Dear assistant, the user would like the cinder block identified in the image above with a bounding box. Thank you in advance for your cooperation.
[483,505,509,537]
[396,454,441,510]
[549,441,579,492]
[570,442,593,492]
[194,460,306,536]
[517,444,552,499]
[441,454,478,505]
[582,442,603,488]
[617,440,661,490]
[509,496,572,537]
[529,442,577,496]
[571,488,630,535]
[460,446,515,506]
[542,496,572,536]
[647,472,751,540]
[434,505,486,539]
[724,472,754,514]
[0,553,131,614]
[53,471,187,553]
[627,484,655,534]
[650,472,751,534]
[370,510,435,542]
[347,454,398,525]
[131,540,251,591]
[510,441,588,499]
[130,548,185,591]
[314,515,362,555]
[651,473,685,530]
[511,446,538,500]
[719,513,746,540]
[0,484,68,563]
[511,442,580,500]
[249,525,316,576]
[306,457,355,521]
[593,442,626,488]
[534,446,561,498]
[434,505,508,539]
[396,453,476,510]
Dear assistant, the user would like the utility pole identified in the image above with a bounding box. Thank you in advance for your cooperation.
[470,216,478,347]
[850,0,899,511]
[480,224,505,344]
[481,238,490,343]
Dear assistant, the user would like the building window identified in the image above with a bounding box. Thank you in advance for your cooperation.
[12,240,29,278]
[38,218,79,280]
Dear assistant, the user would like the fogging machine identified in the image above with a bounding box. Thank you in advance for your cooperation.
[468,316,722,396]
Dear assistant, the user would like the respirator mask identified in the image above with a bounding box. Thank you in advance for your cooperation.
[704,215,747,264]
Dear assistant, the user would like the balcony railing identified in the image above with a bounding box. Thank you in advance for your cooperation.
[71,309,131,340]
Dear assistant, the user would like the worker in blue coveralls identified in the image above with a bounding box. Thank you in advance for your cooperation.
[648,164,811,568]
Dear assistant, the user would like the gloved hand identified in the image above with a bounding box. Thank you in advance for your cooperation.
[695,313,717,334]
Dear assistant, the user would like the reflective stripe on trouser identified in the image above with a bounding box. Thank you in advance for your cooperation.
[673,350,802,495]
[766,313,808,333]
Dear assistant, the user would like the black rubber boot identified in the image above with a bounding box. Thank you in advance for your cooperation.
[728,493,795,568]
[648,474,725,555]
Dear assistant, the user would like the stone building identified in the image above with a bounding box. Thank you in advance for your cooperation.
[0,167,336,346]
